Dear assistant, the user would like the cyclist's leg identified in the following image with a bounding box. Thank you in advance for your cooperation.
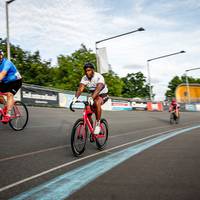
[93,96,103,122]
[6,92,14,113]
[2,80,22,119]
[176,109,180,118]
[175,107,178,118]
[93,94,109,120]
[92,96,103,134]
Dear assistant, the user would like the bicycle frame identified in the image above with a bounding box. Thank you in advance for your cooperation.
[70,101,105,140]
[0,92,20,121]
[70,100,108,156]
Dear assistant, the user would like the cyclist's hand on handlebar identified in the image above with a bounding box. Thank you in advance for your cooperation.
[72,96,78,105]
[88,97,94,106]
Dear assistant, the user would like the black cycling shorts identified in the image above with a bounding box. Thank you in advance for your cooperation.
[99,93,109,105]
[0,79,22,95]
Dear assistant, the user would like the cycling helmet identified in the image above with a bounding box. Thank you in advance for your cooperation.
[84,62,95,70]
[0,50,4,56]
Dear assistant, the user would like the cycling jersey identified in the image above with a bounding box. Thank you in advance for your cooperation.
[0,58,21,83]
[169,103,180,112]
[80,72,108,95]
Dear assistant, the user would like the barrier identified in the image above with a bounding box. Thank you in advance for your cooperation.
[59,93,87,109]
[196,104,200,111]
[18,84,168,112]
[185,103,200,112]
[185,104,196,111]
[21,84,59,107]
[102,98,112,111]
[147,102,163,111]
[14,89,21,101]
[111,100,132,111]
[132,102,147,111]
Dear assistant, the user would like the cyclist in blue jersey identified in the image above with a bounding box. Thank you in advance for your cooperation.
[0,50,22,122]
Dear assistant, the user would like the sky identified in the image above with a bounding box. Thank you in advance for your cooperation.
[0,0,200,100]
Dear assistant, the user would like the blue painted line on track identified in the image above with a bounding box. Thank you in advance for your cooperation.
[10,125,200,200]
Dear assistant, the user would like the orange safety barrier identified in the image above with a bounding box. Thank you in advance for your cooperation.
[147,102,153,111]
[147,102,163,111]
[157,102,163,111]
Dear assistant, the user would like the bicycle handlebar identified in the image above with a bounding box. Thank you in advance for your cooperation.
[69,102,75,112]
[69,100,89,112]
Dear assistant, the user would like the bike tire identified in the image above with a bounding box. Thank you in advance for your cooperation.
[95,119,108,150]
[170,113,174,125]
[175,115,180,124]
[9,101,29,131]
[71,118,87,156]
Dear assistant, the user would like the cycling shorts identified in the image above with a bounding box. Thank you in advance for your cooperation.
[0,79,22,95]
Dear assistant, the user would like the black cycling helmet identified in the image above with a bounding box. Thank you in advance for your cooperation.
[84,62,95,70]
[0,50,4,56]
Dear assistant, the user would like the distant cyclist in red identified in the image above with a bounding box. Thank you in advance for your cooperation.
[72,63,109,134]
[169,99,180,118]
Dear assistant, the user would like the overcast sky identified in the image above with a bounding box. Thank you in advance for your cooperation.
[0,0,200,100]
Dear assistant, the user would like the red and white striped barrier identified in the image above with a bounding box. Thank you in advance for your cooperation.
[147,102,163,111]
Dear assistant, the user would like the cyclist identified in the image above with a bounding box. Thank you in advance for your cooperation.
[72,62,109,134]
[0,50,22,122]
[169,99,180,118]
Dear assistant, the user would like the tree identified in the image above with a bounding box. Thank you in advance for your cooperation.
[103,70,124,96]
[121,72,150,98]
[55,44,96,90]
[0,39,53,86]
[0,40,153,98]
[165,76,182,98]
[165,75,200,99]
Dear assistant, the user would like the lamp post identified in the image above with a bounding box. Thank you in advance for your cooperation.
[6,0,16,60]
[95,27,145,72]
[185,67,200,103]
[147,50,186,101]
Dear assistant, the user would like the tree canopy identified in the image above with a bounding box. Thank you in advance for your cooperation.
[121,72,150,98]
[165,75,200,99]
[0,40,151,98]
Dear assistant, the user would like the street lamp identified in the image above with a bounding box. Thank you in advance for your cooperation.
[95,27,145,72]
[185,67,200,103]
[5,0,16,60]
[147,50,186,101]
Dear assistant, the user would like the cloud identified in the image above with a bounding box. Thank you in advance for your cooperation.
[124,64,145,70]
[0,0,199,100]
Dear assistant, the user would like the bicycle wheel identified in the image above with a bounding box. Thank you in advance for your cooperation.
[170,113,174,124]
[9,101,29,131]
[96,119,108,150]
[71,119,87,156]
[175,115,180,124]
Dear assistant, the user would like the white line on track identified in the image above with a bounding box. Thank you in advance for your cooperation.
[0,124,187,162]
[0,124,199,193]
[0,121,199,163]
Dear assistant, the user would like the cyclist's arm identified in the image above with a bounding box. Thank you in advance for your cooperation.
[0,71,7,81]
[0,61,11,81]
[75,83,85,98]
[92,83,104,100]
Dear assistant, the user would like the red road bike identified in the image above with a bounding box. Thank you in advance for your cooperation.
[169,110,180,124]
[0,92,28,131]
[70,101,108,156]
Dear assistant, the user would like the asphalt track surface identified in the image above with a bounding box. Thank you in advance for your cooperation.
[0,107,200,200]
